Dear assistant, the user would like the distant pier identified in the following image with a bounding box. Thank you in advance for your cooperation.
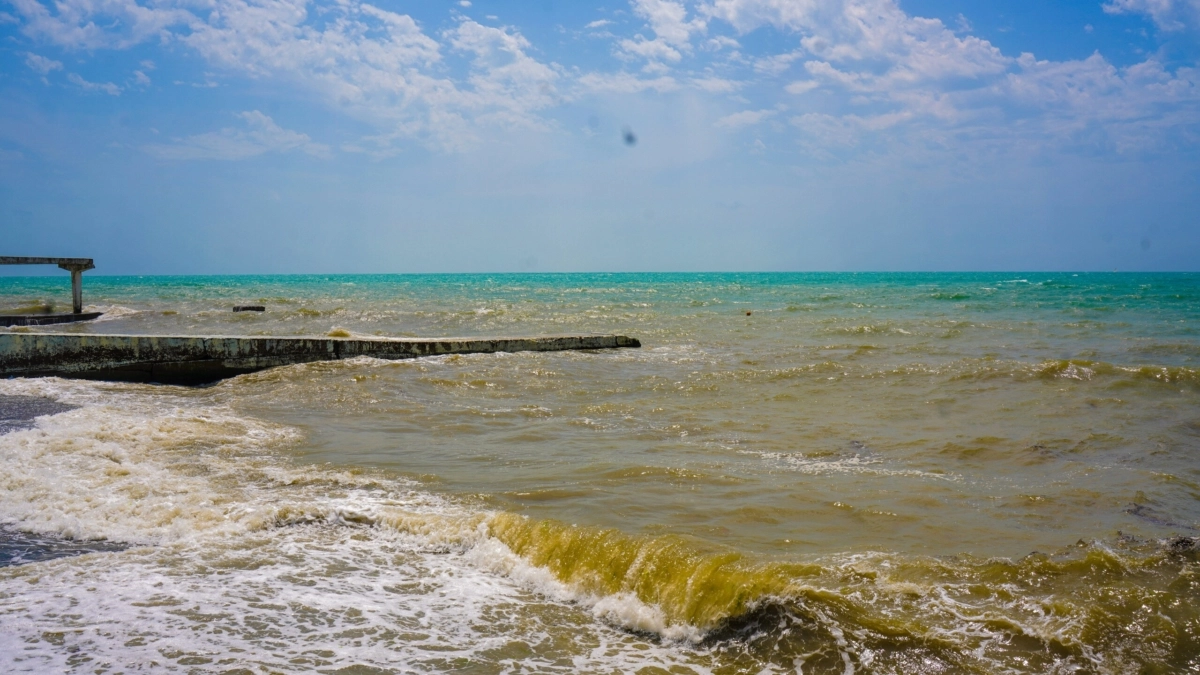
[0,257,100,326]
[0,333,641,384]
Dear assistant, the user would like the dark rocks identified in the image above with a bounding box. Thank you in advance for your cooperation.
[1167,536,1197,554]
[233,306,266,312]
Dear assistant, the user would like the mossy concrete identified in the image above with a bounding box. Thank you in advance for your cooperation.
[0,312,104,328]
[0,332,641,384]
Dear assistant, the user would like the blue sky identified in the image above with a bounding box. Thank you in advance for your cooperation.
[1,0,1198,273]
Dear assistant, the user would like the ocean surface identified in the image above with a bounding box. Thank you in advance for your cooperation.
[1,272,1198,673]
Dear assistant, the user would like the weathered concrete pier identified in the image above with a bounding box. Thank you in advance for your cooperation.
[0,333,641,384]
[0,257,100,326]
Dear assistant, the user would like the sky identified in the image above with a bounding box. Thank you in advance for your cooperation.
[1,0,1198,274]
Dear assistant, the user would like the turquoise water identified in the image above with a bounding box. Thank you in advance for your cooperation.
[4,271,1200,356]
[2,272,1199,673]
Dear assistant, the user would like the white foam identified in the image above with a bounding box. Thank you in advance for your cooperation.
[0,377,1118,673]
[0,524,715,674]
[0,377,715,672]
[0,379,304,544]
[1056,363,1095,380]
[744,450,956,480]
[85,304,142,321]
[461,535,705,642]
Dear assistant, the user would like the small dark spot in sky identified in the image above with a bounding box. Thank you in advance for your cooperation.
[1141,237,1151,251]
[622,126,637,146]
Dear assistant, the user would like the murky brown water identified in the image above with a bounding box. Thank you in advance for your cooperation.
[1,273,1198,672]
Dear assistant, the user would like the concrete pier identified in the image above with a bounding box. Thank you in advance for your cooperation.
[0,332,641,384]
[0,257,98,323]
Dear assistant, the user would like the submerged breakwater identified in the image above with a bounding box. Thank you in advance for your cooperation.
[0,272,1198,673]
[0,333,640,383]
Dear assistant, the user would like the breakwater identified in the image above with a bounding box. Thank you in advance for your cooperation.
[0,332,640,384]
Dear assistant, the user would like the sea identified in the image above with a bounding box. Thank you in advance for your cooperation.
[1,272,1198,674]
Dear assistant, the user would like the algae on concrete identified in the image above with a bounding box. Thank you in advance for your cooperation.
[0,332,641,384]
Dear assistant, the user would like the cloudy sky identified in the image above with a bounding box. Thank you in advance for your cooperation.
[2,0,1198,273]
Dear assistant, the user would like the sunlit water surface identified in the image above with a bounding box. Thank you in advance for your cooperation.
[1,273,1198,673]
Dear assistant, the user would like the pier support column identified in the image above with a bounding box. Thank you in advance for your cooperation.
[71,269,83,314]
[56,262,95,315]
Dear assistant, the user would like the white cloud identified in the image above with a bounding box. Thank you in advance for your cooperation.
[715,108,776,127]
[690,0,1200,155]
[754,50,802,75]
[23,52,62,75]
[998,54,1200,153]
[692,76,742,92]
[784,79,819,94]
[705,0,1010,84]
[788,110,913,152]
[619,0,706,65]
[446,19,562,134]
[5,0,1199,161]
[182,1,443,84]
[8,0,563,151]
[635,0,706,44]
[182,3,560,149]
[1104,0,1200,31]
[449,21,559,99]
[144,111,330,160]
[577,72,680,93]
[705,35,739,50]
[620,34,684,63]
[67,72,121,95]
[9,0,190,49]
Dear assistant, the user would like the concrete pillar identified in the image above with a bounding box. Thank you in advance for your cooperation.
[56,262,93,314]
[71,269,83,314]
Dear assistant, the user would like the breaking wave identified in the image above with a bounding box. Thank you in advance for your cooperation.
[2,377,1198,673]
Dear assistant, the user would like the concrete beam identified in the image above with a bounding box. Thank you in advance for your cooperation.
[0,257,94,268]
[0,332,641,384]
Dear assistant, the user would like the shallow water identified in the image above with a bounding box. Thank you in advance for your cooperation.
[1,273,1198,673]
